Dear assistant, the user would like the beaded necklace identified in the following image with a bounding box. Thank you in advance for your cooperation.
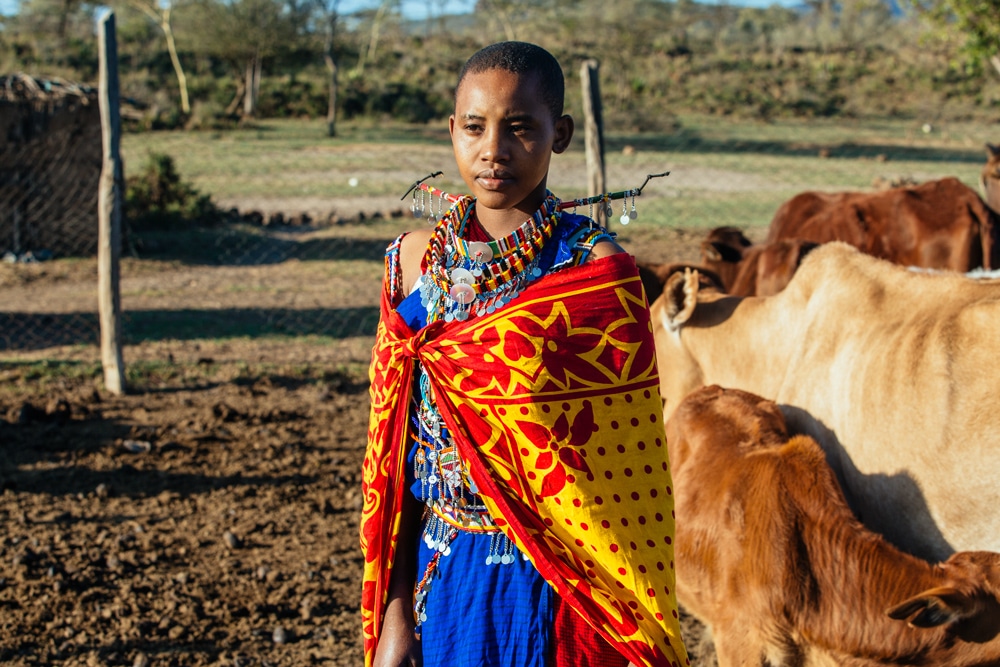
[419,192,560,323]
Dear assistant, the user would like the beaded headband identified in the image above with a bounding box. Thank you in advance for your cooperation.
[400,171,670,226]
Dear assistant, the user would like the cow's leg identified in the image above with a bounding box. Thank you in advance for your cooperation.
[710,624,768,667]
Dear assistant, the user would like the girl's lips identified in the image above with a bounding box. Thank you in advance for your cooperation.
[476,172,513,190]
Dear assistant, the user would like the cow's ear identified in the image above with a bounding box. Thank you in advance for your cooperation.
[665,268,700,329]
[885,586,971,628]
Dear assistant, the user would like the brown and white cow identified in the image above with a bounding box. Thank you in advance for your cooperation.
[651,241,1000,561]
[665,384,1000,667]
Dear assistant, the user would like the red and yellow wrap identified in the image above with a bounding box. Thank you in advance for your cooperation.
[361,253,689,667]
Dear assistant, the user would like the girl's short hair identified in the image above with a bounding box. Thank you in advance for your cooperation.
[457,41,565,120]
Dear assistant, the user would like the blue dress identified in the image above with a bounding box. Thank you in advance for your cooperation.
[390,211,614,666]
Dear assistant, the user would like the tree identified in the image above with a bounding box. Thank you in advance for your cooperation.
[908,0,1000,75]
[352,0,399,76]
[319,0,341,136]
[115,0,191,114]
[473,0,526,40]
[185,0,307,118]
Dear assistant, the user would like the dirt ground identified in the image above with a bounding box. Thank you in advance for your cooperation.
[0,222,734,667]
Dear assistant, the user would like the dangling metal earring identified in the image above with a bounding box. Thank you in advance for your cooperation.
[411,189,421,218]
[620,196,630,225]
[629,189,638,221]
[604,194,614,218]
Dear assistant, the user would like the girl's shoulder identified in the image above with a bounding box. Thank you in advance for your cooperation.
[385,228,434,303]
[552,212,622,267]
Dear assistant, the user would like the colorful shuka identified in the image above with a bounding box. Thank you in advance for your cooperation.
[361,200,689,667]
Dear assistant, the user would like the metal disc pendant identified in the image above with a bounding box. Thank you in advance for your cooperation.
[467,241,494,263]
[450,282,475,305]
[620,214,631,225]
[629,209,638,220]
[605,204,614,216]
[450,267,474,286]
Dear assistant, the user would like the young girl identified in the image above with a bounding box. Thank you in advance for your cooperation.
[361,41,689,667]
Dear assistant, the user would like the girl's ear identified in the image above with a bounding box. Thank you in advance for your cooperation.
[553,114,574,154]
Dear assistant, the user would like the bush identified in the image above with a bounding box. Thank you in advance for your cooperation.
[125,152,221,230]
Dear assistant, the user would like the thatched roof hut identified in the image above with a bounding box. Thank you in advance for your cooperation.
[0,73,102,259]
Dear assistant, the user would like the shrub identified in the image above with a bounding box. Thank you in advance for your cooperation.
[124,152,221,230]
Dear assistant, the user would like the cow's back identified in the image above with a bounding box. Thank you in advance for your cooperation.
[766,178,993,271]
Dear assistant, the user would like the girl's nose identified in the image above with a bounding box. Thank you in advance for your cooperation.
[481,127,509,162]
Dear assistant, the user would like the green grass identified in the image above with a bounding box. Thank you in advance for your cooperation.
[0,359,103,396]
[122,115,997,234]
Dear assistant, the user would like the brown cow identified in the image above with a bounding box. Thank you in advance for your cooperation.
[699,229,819,296]
[637,261,724,304]
[726,238,819,297]
[699,226,753,291]
[666,384,1000,667]
[766,176,998,271]
[982,143,1000,211]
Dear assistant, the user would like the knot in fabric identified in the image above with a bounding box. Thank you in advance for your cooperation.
[399,321,444,360]
[401,335,422,359]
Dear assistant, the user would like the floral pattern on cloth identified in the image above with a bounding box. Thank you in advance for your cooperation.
[361,252,690,667]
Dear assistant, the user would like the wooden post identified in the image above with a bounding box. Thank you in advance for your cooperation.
[580,59,606,225]
[98,11,125,395]
[325,53,338,137]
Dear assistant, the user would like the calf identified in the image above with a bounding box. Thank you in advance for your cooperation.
[666,384,1000,667]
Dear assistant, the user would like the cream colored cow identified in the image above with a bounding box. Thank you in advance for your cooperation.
[652,241,1000,561]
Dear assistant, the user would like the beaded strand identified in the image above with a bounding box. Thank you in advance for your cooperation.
[419,193,560,323]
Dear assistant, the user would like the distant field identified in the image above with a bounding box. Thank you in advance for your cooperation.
[121,114,1000,233]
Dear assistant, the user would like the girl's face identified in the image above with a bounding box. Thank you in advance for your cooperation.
[449,68,573,231]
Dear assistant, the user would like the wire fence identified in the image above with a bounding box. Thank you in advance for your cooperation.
[1,219,391,353]
[1,75,105,352]
[3,80,993,358]
[0,72,397,355]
